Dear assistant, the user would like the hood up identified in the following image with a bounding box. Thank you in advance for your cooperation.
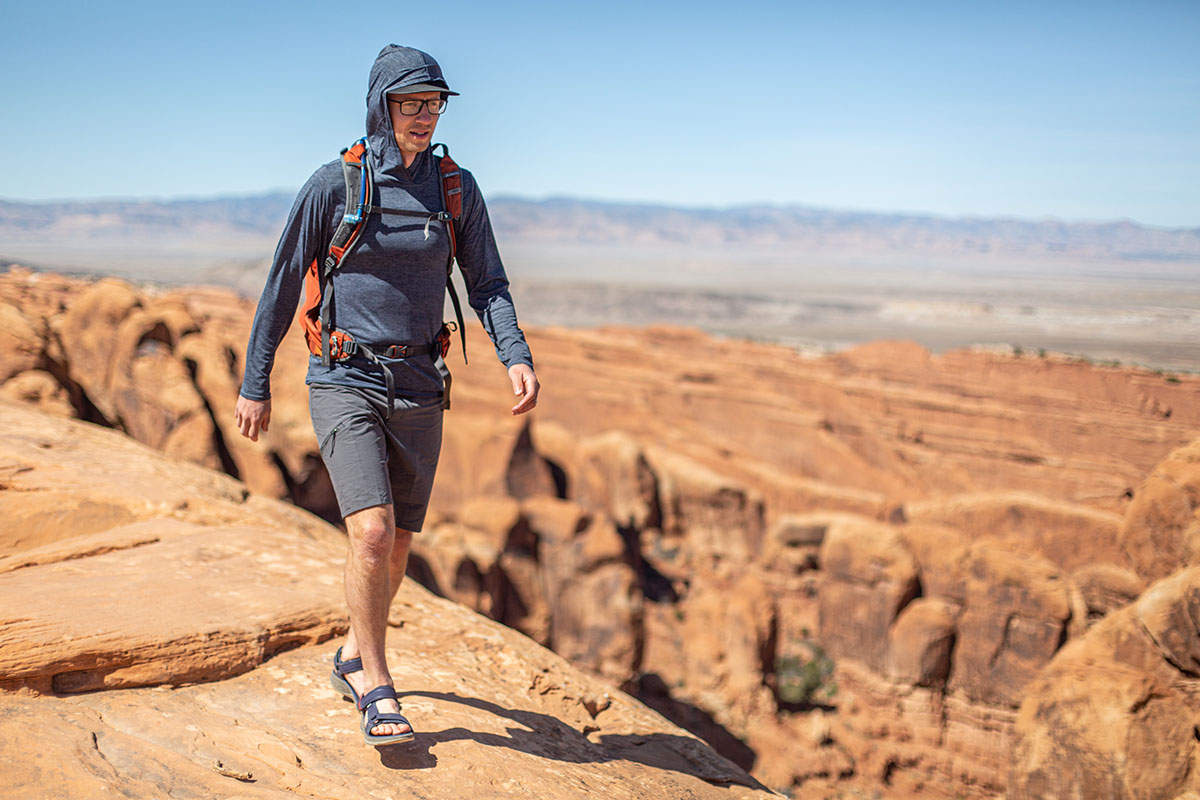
[365,44,455,176]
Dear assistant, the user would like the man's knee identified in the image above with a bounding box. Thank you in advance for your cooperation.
[346,506,395,563]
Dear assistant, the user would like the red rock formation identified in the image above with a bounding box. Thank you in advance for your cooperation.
[1119,438,1200,584]
[0,399,772,799]
[1010,567,1200,799]
[4,266,1200,798]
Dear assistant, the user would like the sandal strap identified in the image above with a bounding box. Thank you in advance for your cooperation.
[368,712,411,727]
[358,685,399,711]
[333,646,363,676]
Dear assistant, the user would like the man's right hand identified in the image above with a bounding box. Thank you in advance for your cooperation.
[235,395,271,441]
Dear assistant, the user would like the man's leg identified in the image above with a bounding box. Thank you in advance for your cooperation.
[341,503,413,737]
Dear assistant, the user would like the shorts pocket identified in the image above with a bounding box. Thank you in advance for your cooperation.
[318,423,340,457]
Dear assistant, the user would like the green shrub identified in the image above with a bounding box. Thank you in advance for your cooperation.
[776,641,836,705]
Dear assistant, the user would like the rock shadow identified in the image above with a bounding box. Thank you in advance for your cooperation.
[624,673,758,772]
[384,689,768,791]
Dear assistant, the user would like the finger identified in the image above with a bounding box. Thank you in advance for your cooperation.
[510,371,523,396]
[240,412,258,442]
[511,379,538,414]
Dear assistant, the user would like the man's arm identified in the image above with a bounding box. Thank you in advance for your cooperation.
[237,165,337,438]
[453,168,538,413]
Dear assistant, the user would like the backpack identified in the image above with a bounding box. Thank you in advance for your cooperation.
[299,138,468,412]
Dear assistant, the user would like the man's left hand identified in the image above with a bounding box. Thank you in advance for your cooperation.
[508,364,539,415]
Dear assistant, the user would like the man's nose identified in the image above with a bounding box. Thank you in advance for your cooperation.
[415,105,435,122]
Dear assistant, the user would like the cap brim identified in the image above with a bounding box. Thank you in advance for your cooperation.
[386,82,460,97]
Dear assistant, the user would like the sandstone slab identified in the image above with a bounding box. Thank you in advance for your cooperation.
[0,400,771,799]
[1,592,771,800]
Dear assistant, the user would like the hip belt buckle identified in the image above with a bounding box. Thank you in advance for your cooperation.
[384,344,411,359]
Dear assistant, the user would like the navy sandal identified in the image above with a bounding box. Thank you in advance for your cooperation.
[330,646,362,703]
[358,685,415,745]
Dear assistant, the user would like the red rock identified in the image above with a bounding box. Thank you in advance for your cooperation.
[818,516,921,673]
[1071,562,1145,622]
[7,269,1200,798]
[575,430,661,530]
[0,300,44,383]
[887,597,957,687]
[1119,438,1200,583]
[0,369,73,417]
[895,522,970,602]
[1010,567,1200,799]
[55,278,142,421]
[649,446,766,568]
[905,490,1126,572]
[0,400,772,800]
[676,570,777,733]
[950,545,1086,707]
[524,497,641,683]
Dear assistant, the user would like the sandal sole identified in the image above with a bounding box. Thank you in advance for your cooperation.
[363,730,415,745]
[329,671,358,703]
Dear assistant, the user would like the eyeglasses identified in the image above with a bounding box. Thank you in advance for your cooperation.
[387,97,448,116]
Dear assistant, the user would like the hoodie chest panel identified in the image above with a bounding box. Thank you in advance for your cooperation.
[330,177,450,343]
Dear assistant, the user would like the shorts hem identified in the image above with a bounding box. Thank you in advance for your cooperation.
[338,495,393,520]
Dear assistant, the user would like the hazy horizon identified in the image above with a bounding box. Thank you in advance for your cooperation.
[2,189,1196,232]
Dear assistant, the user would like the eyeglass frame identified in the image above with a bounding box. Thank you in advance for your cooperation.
[386,97,448,116]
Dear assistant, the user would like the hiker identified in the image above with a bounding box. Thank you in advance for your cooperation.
[234,44,538,746]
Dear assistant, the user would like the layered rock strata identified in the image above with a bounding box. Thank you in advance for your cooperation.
[3,266,1199,798]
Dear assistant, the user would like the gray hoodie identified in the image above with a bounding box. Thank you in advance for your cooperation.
[240,45,533,403]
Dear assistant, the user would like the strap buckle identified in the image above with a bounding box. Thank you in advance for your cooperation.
[328,335,358,360]
[384,344,411,359]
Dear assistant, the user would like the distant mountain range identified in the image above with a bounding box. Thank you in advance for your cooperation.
[2,193,1197,268]
[2,192,1197,371]
[488,197,1200,263]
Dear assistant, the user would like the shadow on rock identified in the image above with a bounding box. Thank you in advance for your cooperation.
[625,673,759,773]
[376,740,438,770]
[395,690,767,790]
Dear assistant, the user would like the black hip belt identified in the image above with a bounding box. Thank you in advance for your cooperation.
[333,339,443,419]
[327,338,436,361]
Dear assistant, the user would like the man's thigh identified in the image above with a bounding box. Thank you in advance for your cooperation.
[383,395,444,533]
[309,384,393,518]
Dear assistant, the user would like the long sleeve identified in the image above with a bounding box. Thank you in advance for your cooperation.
[454,169,534,369]
[239,165,337,401]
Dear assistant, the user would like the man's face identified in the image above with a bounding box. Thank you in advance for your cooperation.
[387,91,442,162]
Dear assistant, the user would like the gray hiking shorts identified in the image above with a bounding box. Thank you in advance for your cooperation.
[308,383,444,531]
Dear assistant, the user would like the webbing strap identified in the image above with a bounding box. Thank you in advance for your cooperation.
[446,278,467,365]
[355,344,395,420]
[366,206,450,218]
[350,342,438,420]
[322,140,371,366]
[433,142,468,364]
[319,261,334,367]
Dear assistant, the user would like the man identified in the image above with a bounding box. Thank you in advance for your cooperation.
[235,44,538,746]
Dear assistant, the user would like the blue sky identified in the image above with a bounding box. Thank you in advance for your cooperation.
[2,0,1197,226]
